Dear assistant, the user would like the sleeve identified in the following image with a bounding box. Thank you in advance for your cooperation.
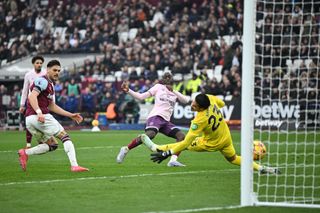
[173,90,191,104]
[33,77,48,93]
[171,114,206,154]
[127,89,152,101]
[20,74,30,106]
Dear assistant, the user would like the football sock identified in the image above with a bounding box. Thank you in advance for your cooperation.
[26,129,32,143]
[127,137,142,150]
[140,134,157,152]
[230,155,241,166]
[230,155,261,171]
[252,162,261,171]
[63,140,78,167]
[25,144,50,155]
[169,155,178,162]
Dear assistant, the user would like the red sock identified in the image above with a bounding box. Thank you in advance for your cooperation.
[127,137,142,150]
[26,129,32,143]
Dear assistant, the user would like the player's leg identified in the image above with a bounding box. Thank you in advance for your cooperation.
[55,129,89,172]
[116,128,157,163]
[221,143,280,174]
[35,114,88,172]
[20,109,33,148]
[116,116,160,163]
[26,128,32,148]
[18,115,55,171]
[166,129,186,167]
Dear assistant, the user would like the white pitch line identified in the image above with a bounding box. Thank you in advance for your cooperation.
[0,169,238,186]
[0,146,117,153]
[142,205,243,213]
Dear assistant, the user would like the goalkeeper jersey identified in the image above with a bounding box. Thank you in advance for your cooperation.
[171,94,232,154]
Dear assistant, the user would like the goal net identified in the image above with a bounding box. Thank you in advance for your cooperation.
[242,0,320,208]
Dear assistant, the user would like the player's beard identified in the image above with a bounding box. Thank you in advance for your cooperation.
[35,67,41,73]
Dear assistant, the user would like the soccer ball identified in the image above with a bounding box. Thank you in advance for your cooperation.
[253,140,266,160]
[91,119,99,127]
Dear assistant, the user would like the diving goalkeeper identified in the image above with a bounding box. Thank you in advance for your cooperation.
[141,93,280,174]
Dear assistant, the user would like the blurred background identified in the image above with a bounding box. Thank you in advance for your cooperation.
[0,0,318,130]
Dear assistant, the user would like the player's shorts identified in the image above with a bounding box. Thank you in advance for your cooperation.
[26,114,64,143]
[145,116,180,136]
[187,137,236,158]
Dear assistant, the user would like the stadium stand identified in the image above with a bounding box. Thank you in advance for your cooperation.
[0,0,318,128]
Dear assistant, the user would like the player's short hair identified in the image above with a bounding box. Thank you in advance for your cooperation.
[31,55,44,64]
[47,60,61,68]
[195,94,210,109]
[161,71,173,85]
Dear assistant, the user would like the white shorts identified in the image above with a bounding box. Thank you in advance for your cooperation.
[26,114,64,143]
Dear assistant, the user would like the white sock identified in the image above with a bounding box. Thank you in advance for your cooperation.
[169,155,178,162]
[140,134,157,152]
[63,140,78,167]
[25,144,50,155]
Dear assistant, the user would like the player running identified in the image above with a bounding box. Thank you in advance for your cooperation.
[141,93,281,174]
[20,55,49,148]
[18,60,88,172]
[116,71,190,167]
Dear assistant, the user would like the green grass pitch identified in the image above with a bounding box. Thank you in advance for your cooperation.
[0,130,318,213]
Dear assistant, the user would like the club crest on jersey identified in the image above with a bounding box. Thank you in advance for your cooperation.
[191,123,198,130]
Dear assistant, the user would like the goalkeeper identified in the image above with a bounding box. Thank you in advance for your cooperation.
[141,93,280,174]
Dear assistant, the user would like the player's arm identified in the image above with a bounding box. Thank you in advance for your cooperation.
[28,89,45,123]
[170,118,205,154]
[208,94,225,108]
[172,90,191,104]
[151,117,205,163]
[20,73,30,113]
[121,81,152,101]
[48,103,83,124]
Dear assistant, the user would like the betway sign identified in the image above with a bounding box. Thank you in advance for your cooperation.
[171,96,241,125]
[173,104,235,120]
[169,97,301,129]
[254,102,300,129]
[254,102,300,119]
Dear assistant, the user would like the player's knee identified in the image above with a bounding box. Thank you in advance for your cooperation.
[49,143,58,152]
[56,130,71,143]
[175,131,185,142]
[145,130,157,140]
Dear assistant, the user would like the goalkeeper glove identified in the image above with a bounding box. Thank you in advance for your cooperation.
[150,150,172,164]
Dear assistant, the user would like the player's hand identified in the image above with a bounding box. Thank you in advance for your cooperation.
[70,113,83,124]
[150,150,172,164]
[121,81,129,93]
[37,113,45,123]
[19,106,25,114]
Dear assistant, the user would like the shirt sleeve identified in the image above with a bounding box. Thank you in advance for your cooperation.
[33,77,48,93]
[20,75,29,107]
[128,89,152,101]
[208,95,225,108]
[173,90,191,104]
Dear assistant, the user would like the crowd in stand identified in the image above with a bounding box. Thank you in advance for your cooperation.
[0,0,319,125]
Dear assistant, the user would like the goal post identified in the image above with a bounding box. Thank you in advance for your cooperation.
[241,0,256,207]
[241,0,320,208]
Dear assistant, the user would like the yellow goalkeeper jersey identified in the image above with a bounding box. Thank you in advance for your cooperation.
[171,94,232,153]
